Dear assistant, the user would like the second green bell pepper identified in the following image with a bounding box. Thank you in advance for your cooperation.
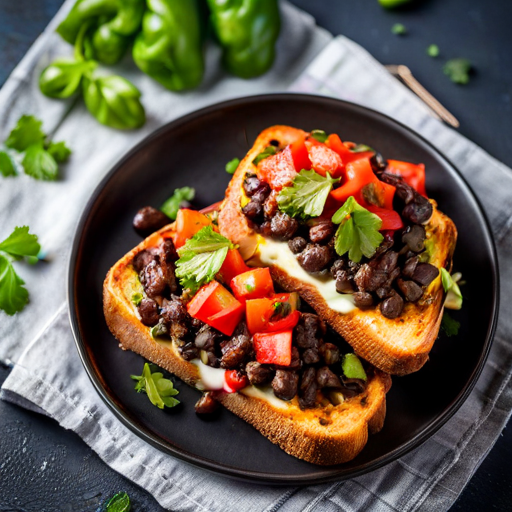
[132,0,206,91]
[207,0,280,79]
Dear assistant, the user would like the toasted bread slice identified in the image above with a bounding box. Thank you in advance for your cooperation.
[218,125,457,376]
[104,225,391,465]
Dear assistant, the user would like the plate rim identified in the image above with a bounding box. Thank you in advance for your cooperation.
[68,92,499,484]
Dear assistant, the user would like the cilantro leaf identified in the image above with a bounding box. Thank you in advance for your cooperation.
[175,226,232,291]
[332,196,383,263]
[310,129,328,143]
[103,491,131,512]
[427,44,439,57]
[252,146,276,166]
[22,144,58,181]
[47,141,71,163]
[0,226,40,259]
[0,151,18,177]
[441,311,460,337]
[5,115,45,152]
[225,157,240,174]
[131,363,179,409]
[0,254,29,315]
[160,187,195,220]
[392,23,407,35]
[444,58,472,84]
[277,170,339,220]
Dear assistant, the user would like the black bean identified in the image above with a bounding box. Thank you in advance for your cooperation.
[376,287,391,299]
[161,298,189,339]
[246,361,274,386]
[397,278,423,302]
[297,244,332,273]
[270,212,298,241]
[402,256,419,278]
[316,366,342,389]
[370,152,387,173]
[340,378,367,398]
[194,325,219,351]
[402,225,426,253]
[263,192,279,218]
[319,342,340,365]
[220,328,252,369]
[309,221,335,244]
[275,346,302,371]
[179,342,198,361]
[195,392,219,415]
[272,370,299,401]
[376,251,399,273]
[158,238,178,262]
[299,367,318,410]
[295,313,323,349]
[243,176,261,196]
[353,291,374,308]
[412,262,439,286]
[242,200,263,222]
[330,259,345,278]
[258,221,273,237]
[354,264,388,292]
[138,298,160,326]
[303,348,320,365]
[133,206,169,237]
[402,196,433,225]
[203,350,221,368]
[380,291,404,319]
[335,270,355,293]
[133,249,157,273]
[140,260,167,298]
[288,236,307,254]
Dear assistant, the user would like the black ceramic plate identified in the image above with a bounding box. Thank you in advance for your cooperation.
[69,94,498,484]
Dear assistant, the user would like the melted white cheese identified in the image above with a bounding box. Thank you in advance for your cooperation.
[255,238,356,314]
[241,385,290,410]
[191,360,226,391]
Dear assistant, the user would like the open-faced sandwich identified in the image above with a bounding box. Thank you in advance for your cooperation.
[219,126,457,375]
[104,210,391,465]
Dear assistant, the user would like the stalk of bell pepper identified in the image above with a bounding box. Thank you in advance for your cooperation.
[207,0,281,79]
[133,0,206,91]
[56,0,145,65]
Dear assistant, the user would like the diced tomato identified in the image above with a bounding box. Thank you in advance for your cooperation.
[207,301,245,336]
[304,138,343,177]
[224,370,249,393]
[230,268,274,302]
[246,292,300,334]
[330,158,395,210]
[257,145,297,191]
[367,206,404,231]
[290,136,311,171]
[172,209,211,248]
[253,330,293,366]
[187,281,243,336]
[386,160,427,197]
[218,248,249,284]
[326,134,374,168]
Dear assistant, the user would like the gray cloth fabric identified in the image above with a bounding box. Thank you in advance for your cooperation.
[1,6,511,512]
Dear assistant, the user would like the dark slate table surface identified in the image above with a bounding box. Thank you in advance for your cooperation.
[1,0,511,510]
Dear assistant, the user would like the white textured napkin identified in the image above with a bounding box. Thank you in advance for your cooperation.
[2,4,512,511]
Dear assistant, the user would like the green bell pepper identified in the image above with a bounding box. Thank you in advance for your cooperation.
[207,0,280,79]
[56,0,145,65]
[82,74,146,129]
[132,0,205,91]
[39,58,97,98]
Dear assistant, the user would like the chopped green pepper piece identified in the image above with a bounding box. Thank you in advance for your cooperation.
[342,353,367,381]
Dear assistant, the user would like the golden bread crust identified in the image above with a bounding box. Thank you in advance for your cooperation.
[103,223,391,465]
[218,125,458,376]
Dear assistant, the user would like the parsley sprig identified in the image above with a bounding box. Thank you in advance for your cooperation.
[0,115,71,180]
[160,186,195,220]
[131,363,179,409]
[175,226,233,292]
[277,170,339,220]
[332,197,383,263]
[0,226,41,315]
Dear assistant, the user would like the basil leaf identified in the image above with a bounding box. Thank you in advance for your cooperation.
[252,146,276,166]
[310,129,328,143]
[225,157,240,174]
[104,491,131,512]
[160,187,195,220]
[277,170,339,220]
